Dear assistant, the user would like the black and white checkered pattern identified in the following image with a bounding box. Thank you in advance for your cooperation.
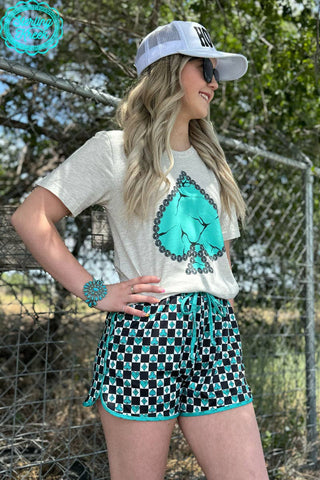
[83,293,252,419]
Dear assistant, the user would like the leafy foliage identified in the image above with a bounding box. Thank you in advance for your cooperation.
[1,0,319,206]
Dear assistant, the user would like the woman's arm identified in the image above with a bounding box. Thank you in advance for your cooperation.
[224,240,234,310]
[11,186,163,316]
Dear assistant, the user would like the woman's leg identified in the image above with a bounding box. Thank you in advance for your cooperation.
[98,401,176,480]
[178,402,269,480]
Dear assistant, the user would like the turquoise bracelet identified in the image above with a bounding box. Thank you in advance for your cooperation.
[83,278,108,308]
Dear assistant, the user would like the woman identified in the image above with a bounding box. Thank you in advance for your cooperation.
[12,20,269,480]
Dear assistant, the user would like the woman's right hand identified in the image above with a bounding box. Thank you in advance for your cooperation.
[95,276,164,317]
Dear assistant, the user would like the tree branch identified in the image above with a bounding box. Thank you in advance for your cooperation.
[84,31,136,78]
[0,115,66,142]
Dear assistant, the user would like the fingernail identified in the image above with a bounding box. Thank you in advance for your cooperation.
[144,313,150,317]
[161,289,166,293]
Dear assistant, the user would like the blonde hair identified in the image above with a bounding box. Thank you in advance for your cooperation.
[116,54,246,223]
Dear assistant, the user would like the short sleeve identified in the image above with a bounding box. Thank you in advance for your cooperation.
[220,205,240,241]
[36,131,113,217]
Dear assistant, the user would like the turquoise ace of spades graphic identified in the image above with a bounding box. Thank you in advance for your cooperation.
[153,171,226,275]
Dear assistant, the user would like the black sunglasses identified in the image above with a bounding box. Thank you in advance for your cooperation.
[202,57,219,83]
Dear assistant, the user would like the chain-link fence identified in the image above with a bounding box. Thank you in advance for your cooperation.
[0,56,319,480]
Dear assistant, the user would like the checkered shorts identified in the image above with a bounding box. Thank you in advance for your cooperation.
[83,293,252,420]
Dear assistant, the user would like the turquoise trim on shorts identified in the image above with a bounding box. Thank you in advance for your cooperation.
[180,397,253,417]
[93,393,253,422]
[97,392,180,422]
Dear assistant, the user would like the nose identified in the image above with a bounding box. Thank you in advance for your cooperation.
[208,77,219,91]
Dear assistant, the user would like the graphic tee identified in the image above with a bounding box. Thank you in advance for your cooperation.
[37,130,240,300]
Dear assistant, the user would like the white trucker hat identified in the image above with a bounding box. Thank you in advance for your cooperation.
[135,20,248,81]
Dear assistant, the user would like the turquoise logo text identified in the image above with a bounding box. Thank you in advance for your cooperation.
[0,0,63,56]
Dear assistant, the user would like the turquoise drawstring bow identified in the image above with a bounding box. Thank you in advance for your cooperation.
[180,293,227,362]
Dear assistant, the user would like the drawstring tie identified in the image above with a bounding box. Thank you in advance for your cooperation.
[180,293,227,362]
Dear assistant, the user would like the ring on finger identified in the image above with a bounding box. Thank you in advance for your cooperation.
[131,285,135,294]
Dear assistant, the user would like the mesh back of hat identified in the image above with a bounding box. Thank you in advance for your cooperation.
[135,23,182,72]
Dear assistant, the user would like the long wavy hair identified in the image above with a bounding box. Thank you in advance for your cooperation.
[116,54,246,223]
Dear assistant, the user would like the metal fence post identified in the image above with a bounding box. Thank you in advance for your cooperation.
[304,165,317,466]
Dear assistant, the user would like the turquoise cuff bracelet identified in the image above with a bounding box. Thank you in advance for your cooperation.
[83,278,108,308]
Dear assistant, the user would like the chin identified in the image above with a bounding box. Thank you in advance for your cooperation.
[194,111,209,120]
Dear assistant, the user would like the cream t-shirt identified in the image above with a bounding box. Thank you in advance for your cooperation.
[37,130,240,300]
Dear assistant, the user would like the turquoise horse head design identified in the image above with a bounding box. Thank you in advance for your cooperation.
[153,171,225,275]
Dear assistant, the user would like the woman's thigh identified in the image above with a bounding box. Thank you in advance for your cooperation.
[178,402,269,480]
[98,401,176,480]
